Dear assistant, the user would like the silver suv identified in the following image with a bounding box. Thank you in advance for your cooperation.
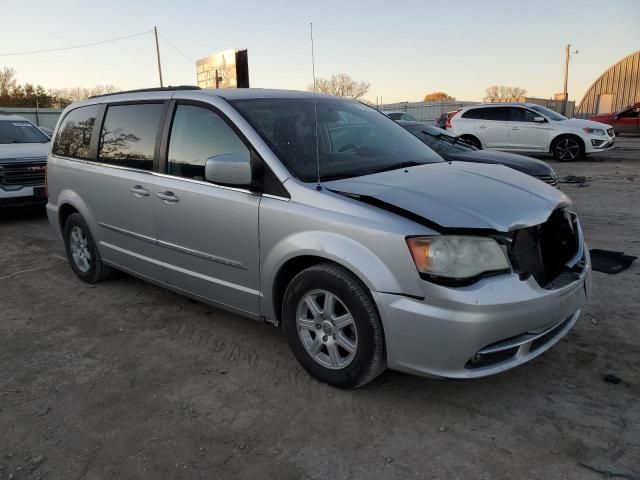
[0,114,49,208]
[46,87,591,387]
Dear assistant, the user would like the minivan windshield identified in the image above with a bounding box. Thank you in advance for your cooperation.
[230,98,443,182]
[0,120,50,144]
[528,105,567,121]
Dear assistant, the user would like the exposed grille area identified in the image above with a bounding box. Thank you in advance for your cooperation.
[508,209,581,288]
[0,159,46,188]
[534,174,559,186]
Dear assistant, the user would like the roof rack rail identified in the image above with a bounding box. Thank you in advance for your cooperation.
[89,85,201,99]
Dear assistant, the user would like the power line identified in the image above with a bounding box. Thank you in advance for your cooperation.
[158,32,195,64]
[0,30,152,57]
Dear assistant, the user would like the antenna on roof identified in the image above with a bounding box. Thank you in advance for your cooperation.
[310,22,321,191]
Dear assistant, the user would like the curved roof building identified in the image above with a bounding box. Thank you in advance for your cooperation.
[576,50,640,116]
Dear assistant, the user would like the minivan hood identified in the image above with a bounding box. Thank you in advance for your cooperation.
[0,143,49,162]
[325,162,570,232]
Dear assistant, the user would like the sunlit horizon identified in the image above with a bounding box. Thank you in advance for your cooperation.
[2,0,639,104]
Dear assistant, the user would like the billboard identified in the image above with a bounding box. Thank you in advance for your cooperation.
[196,49,249,89]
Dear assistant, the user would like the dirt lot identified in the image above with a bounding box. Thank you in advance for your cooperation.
[1,138,639,480]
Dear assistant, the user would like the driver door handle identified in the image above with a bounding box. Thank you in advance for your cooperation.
[156,191,179,203]
[130,185,150,197]
[511,127,520,130]
[478,124,487,129]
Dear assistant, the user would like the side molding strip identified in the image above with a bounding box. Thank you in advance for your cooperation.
[98,222,246,270]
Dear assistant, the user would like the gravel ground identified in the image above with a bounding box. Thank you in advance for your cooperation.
[1,137,639,480]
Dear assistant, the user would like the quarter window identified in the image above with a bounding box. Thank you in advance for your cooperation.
[98,103,164,170]
[167,104,250,180]
[461,108,485,120]
[53,105,99,159]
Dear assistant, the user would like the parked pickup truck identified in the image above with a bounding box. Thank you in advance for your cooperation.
[0,114,49,208]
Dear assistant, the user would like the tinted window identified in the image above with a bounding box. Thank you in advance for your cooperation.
[53,106,98,158]
[167,104,250,180]
[483,107,510,121]
[461,108,485,119]
[510,107,539,122]
[231,98,442,182]
[528,104,567,121]
[98,104,164,170]
[620,108,639,118]
[0,119,49,145]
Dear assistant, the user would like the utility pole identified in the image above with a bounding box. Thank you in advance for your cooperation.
[562,44,578,116]
[154,26,164,87]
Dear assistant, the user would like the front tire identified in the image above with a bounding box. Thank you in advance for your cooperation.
[63,213,114,283]
[282,263,386,388]
[551,135,584,161]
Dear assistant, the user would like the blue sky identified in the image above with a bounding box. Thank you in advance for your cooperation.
[2,0,639,103]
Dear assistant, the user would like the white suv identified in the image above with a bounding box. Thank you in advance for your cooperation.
[0,114,50,208]
[449,103,615,161]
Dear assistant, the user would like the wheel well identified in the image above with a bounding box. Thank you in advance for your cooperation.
[549,133,584,153]
[271,256,374,326]
[58,203,79,232]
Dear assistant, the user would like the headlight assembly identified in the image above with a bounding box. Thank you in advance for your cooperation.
[406,236,510,284]
[583,127,606,136]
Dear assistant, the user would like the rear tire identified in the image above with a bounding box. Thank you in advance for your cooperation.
[460,134,482,149]
[63,213,114,283]
[551,135,584,161]
[282,263,386,388]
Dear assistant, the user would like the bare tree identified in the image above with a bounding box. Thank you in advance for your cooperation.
[483,85,527,103]
[308,74,370,100]
[49,85,120,103]
[0,67,17,96]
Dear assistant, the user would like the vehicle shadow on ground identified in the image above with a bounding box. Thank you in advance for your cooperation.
[0,205,47,223]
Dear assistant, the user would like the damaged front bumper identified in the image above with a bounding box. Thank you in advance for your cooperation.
[373,247,591,379]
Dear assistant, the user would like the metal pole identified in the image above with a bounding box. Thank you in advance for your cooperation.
[154,26,164,87]
[35,97,40,126]
[562,44,570,116]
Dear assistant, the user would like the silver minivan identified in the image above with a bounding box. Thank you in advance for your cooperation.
[46,87,591,388]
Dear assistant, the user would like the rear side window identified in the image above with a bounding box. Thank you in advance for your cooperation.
[53,105,99,159]
[98,103,164,170]
[483,107,510,121]
[461,108,486,120]
[167,104,250,180]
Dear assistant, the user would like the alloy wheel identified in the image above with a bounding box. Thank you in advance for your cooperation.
[555,138,581,160]
[296,289,358,369]
[69,226,91,273]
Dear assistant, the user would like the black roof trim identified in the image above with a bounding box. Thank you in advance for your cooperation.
[89,86,201,99]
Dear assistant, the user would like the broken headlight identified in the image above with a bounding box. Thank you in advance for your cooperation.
[406,236,510,283]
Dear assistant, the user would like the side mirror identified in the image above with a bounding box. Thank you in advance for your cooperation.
[205,153,252,187]
[533,116,546,123]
